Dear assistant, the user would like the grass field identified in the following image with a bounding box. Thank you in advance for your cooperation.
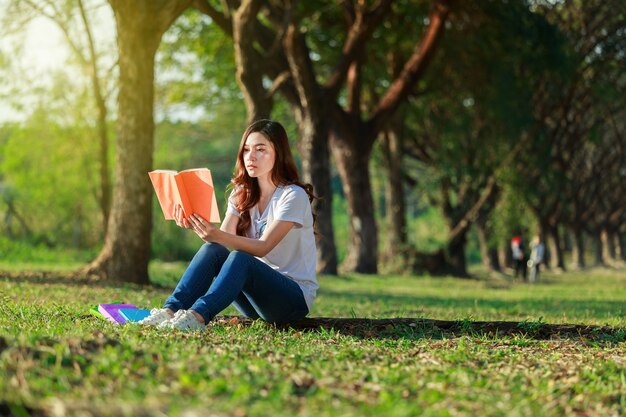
[0,262,624,417]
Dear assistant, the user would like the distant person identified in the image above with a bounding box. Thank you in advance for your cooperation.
[528,234,546,283]
[139,119,318,331]
[511,234,527,280]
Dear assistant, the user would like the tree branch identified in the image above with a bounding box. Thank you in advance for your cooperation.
[192,0,233,35]
[284,23,321,113]
[368,0,452,133]
[323,0,393,99]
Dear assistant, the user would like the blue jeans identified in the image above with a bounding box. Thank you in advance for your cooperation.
[164,243,309,324]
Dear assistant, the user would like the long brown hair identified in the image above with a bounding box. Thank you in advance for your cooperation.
[229,119,316,237]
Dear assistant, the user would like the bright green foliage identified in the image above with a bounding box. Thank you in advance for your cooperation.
[0,266,624,416]
[156,9,240,118]
[0,104,103,248]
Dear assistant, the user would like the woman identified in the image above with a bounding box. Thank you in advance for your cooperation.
[140,119,318,331]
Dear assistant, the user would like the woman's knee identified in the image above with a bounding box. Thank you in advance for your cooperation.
[223,251,257,276]
[197,242,229,258]
[227,250,255,264]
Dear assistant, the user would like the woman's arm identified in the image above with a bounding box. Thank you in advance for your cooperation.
[219,212,239,235]
[188,213,294,257]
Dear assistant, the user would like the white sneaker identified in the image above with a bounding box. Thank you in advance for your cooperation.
[159,309,205,331]
[137,308,172,326]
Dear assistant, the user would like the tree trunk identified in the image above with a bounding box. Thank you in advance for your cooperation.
[601,228,615,264]
[446,230,469,277]
[475,220,500,272]
[96,96,111,236]
[77,0,111,236]
[381,117,408,260]
[331,132,378,273]
[571,226,585,269]
[448,237,468,277]
[379,50,408,262]
[489,247,501,272]
[296,111,338,275]
[607,231,617,261]
[84,0,191,283]
[593,230,605,267]
[475,222,489,271]
[284,24,338,275]
[548,226,566,271]
[498,244,508,270]
[612,231,623,262]
[233,0,272,123]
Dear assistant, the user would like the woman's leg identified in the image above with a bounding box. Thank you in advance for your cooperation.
[163,243,230,312]
[231,294,261,320]
[190,251,309,324]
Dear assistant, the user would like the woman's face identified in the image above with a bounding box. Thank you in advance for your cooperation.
[243,132,276,182]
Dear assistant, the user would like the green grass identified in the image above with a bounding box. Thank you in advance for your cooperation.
[0,263,624,417]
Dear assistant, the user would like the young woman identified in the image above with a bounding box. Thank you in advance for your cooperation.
[140,119,318,331]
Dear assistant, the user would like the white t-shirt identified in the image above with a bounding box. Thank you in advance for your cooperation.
[227,184,318,311]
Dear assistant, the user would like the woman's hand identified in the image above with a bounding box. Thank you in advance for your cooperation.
[174,205,191,229]
[188,213,219,242]
[174,205,192,229]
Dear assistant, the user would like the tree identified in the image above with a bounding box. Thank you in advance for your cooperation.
[84,0,192,283]
[290,0,452,273]
[405,104,505,276]
[389,0,552,276]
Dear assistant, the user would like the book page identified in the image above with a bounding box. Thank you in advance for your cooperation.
[173,174,193,219]
[178,169,221,223]
[148,170,181,220]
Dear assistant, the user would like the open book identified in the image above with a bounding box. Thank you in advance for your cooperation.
[149,168,221,223]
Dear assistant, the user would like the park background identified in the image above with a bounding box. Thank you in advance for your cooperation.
[0,1,624,416]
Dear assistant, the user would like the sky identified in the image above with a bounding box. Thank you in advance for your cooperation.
[0,7,69,121]
[20,16,68,72]
[0,1,114,122]
[0,1,212,124]
[0,0,68,69]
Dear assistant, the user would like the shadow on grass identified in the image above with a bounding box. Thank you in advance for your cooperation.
[0,270,174,290]
[214,315,626,344]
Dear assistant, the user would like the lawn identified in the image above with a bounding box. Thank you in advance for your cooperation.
[0,263,624,417]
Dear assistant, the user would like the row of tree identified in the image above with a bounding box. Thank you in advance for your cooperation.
[1,0,624,283]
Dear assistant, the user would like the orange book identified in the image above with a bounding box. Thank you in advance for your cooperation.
[148,168,221,223]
